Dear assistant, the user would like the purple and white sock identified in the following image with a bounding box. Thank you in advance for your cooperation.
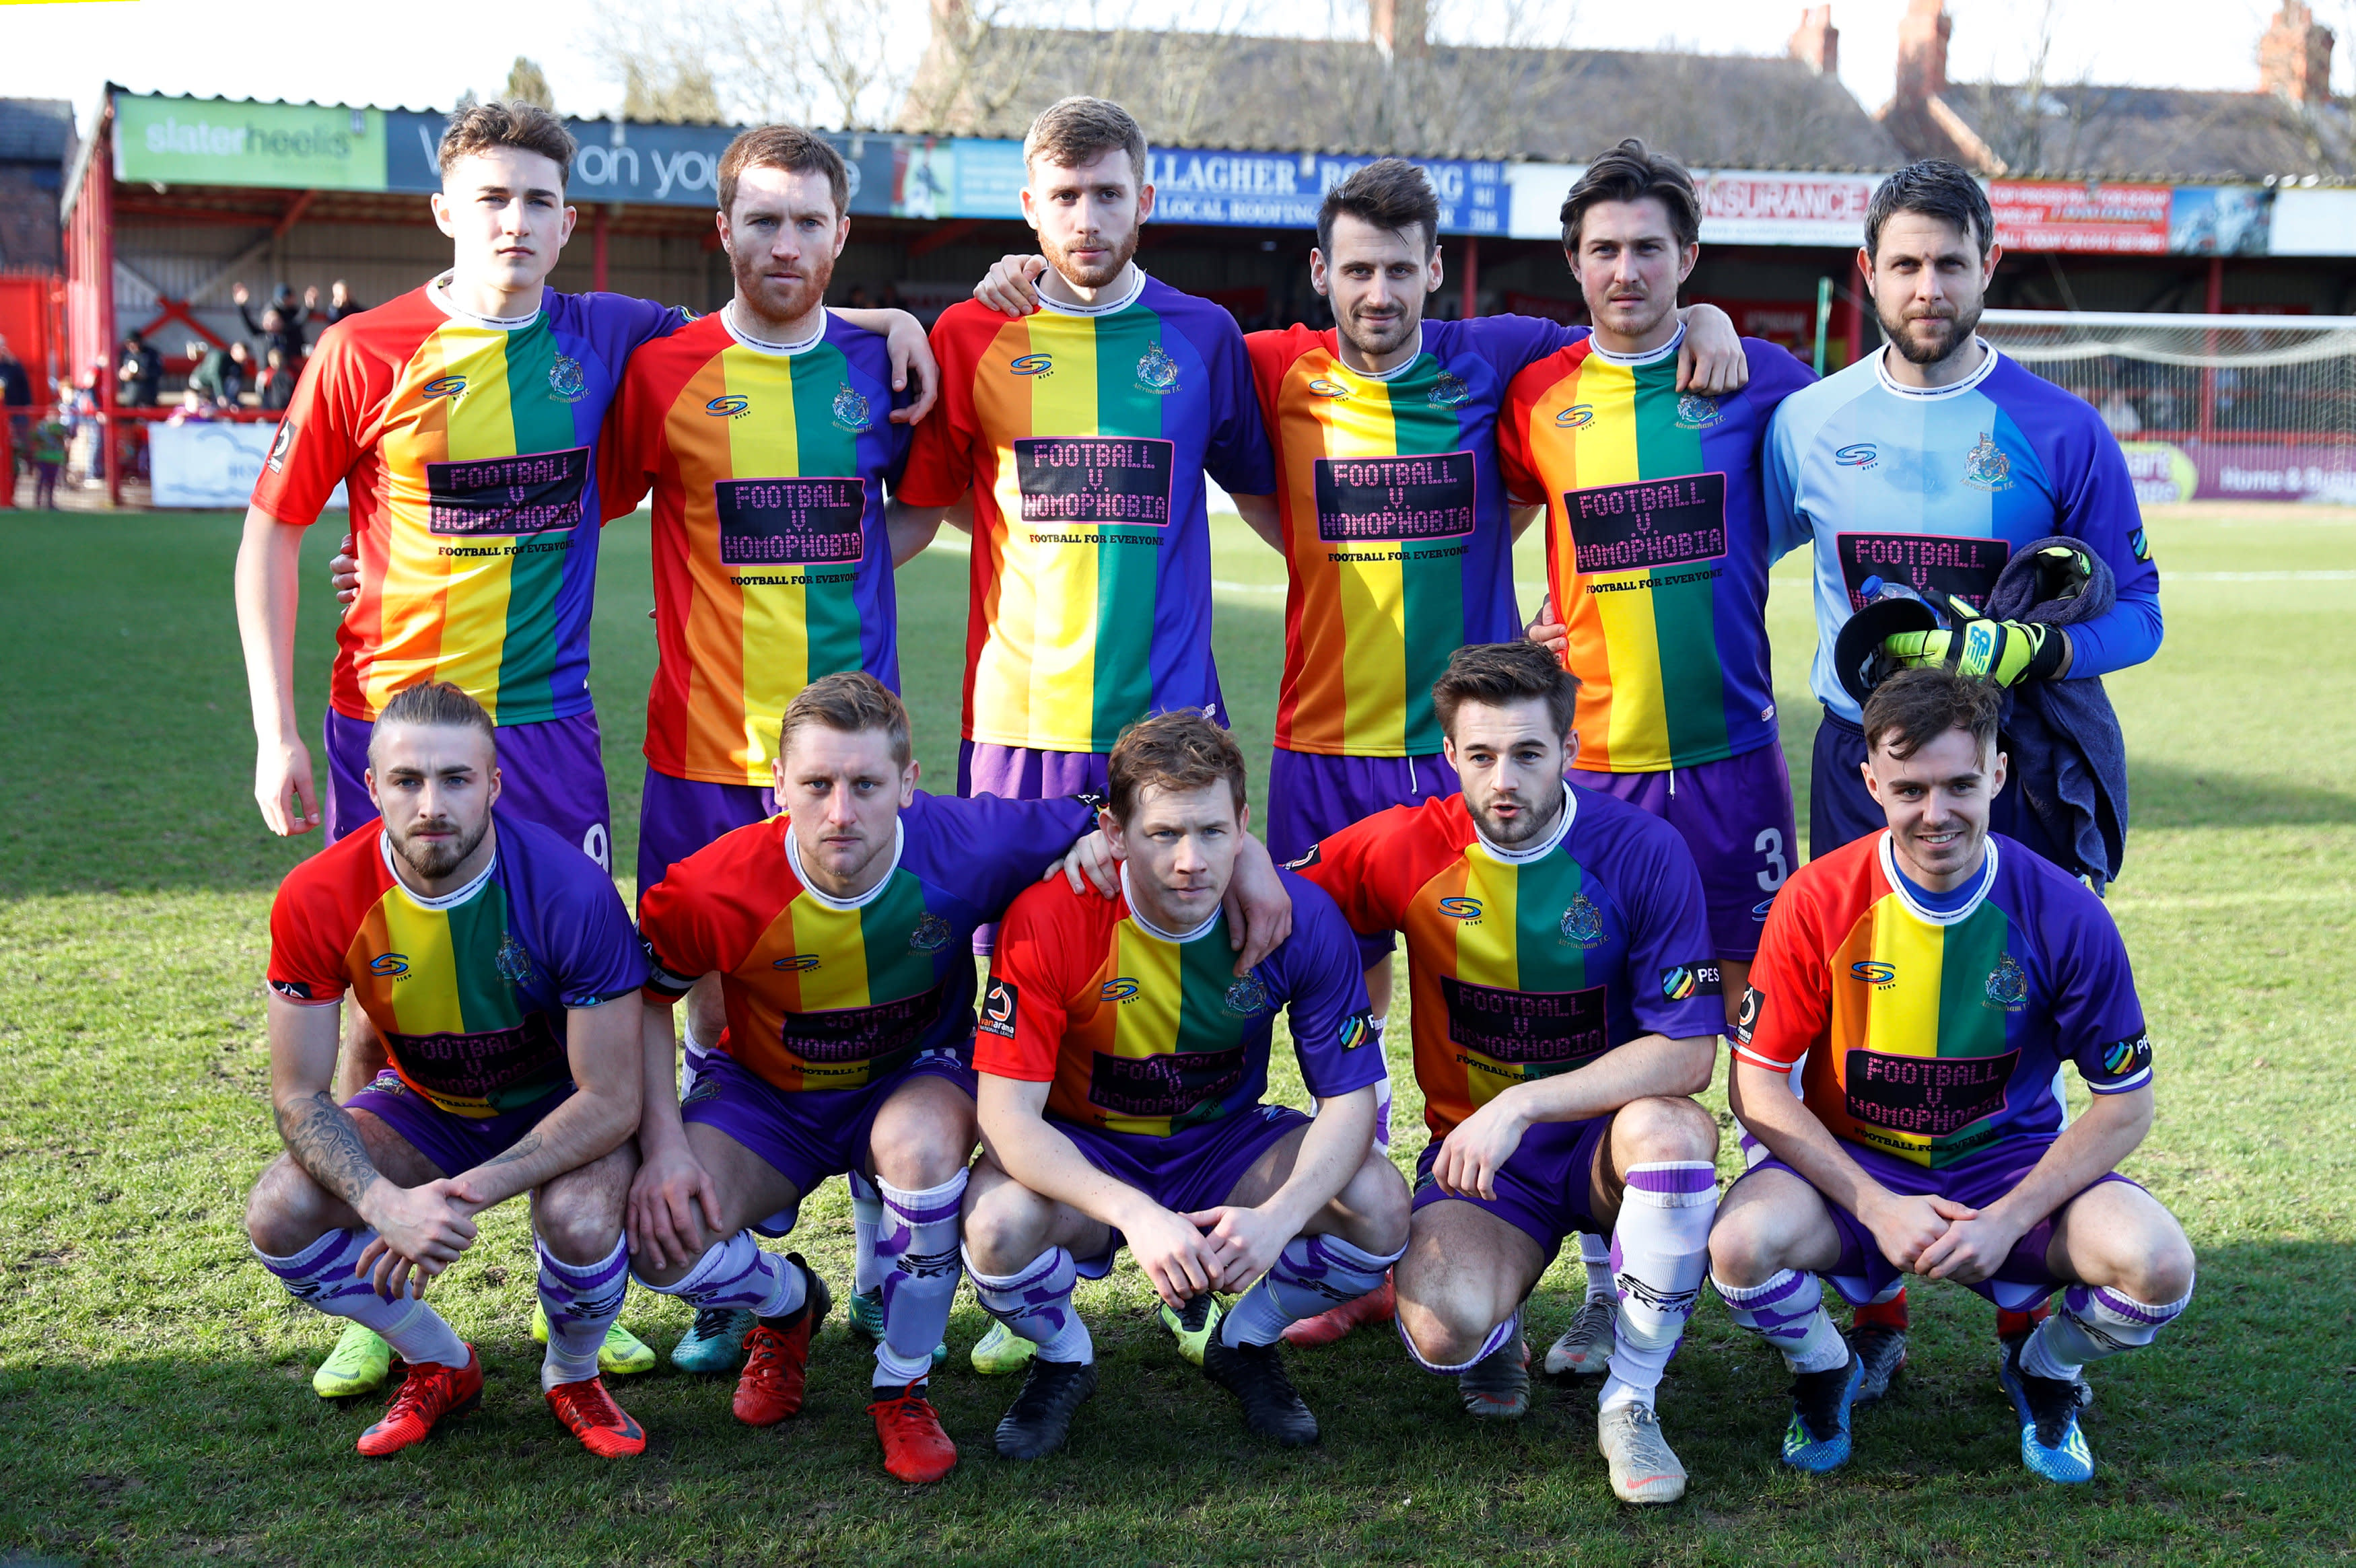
[537,1235,630,1388]
[637,1228,804,1320]
[1219,1233,1404,1347]
[872,1170,966,1387]
[965,1243,1093,1364]
[1578,1232,1614,1304]
[1370,1037,1394,1151]
[2024,1280,2193,1381]
[1600,1161,1717,1411]
[847,1169,887,1295]
[256,1227,467,1368]
[1714,1267,1848,1374]
[1398,1305,1521,1376]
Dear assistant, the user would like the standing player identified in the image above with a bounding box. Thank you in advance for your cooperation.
[1504,141,1815,1380]
[1293,643,1726,1505]
[1710,670,2193,1483]
[893,97,1276,875]
[625,676,1120,1484]
[961,712,1408,1458]
[244,682,650,1459]
[1763,159,2162,1384]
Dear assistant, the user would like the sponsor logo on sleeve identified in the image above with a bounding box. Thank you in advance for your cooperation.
[269,978,315,1000]
[2128,525,2152,563]
[979,976,1019,1038]
[1338,1008,1377,1050]
[1282,843,1322,871]
[1733,986,1761,1044]
[265,418,296,473]
[1661,961,1723,1002]
[2100,1030,2153,1080]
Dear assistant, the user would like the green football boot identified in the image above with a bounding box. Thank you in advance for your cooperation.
[971,1319,1038,1375]
[312,1321,392,1398]
[1159,1293,1226,1367]
[532,1301,658,1376]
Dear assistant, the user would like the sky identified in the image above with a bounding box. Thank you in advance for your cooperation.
[1,0,2343,137]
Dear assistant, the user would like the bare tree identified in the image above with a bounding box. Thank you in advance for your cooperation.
[586,0,929,129]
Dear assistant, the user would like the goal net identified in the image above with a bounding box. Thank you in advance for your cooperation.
[1976,310,2356,505]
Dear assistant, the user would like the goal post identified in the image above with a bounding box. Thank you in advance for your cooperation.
[1978,309,2356,505]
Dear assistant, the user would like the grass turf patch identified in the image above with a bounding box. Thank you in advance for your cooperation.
[0,503,2351,1565]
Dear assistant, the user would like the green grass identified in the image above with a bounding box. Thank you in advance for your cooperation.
[1,504,2352,1565]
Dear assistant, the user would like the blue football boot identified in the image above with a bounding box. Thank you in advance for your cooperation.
[1780,1351,1863,1472]
[1999,1337,2095,1485]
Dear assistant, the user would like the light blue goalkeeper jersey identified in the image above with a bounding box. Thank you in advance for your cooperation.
[1765,342,2162,724]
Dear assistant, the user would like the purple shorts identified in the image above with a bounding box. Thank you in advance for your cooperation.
[345,1071,573,1180]
[1055,1104,1309,1273]
[1412,1114,1610,1261]
[1737,1139,2145,1314]
[322,707,613,870]
[637,767,777,900]
[1265,748,1459,865]
[1568,742,1797,962]
[681,1046,976,1234]
[958,740,1111,954]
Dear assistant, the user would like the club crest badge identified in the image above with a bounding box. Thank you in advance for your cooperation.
[1985,953,2029,1010]
[547,353,587,403]
[1964,431,2014,491]
[1675,392,1721,429]
[831,380,872,433]
[1136,341,1181,394]
[908,913,952,953]
[1428,369,1470,408]
[495,933,536,989]
[1224,975,1270,1016]
[1560,895,1604,947]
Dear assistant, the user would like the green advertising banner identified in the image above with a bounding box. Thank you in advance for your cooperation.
[115,96,388,191]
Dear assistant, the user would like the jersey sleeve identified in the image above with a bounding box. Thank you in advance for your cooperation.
[893,312,979,507]
[633,862,720,1001]
[1471,314,1587,378]
[914,791,1099,919]
[1271,876,1385,1100]
[1204,316,1278,498]
[596,354,660,522]
[1245,325,1312,438]
[971,882,1087,1082]
[2040,888,2152,1095]
[2038,399,2165,681]
[250,320,382,525]
[265,865,355,1005]
[1496,358,1549,507]
[1762,396,1813,563]
[1731,877,1830,1072]
[1616,820,1727,1041]
[1290,806,1420,938]
[1743,338,1820,415]
[546,868,648,1007]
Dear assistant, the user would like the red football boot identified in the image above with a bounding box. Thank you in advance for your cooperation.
[356,1345,482,1458]
[1281,1272,1397,1348]
[870,1383,959,1483]
[547,1375,648,1458]
[733,1256,831,1427]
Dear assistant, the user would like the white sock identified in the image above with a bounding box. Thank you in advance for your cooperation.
[847,1169,888,1295]
[679,1020,712,1098]
[2023,1280,2194,1381]
[872,1171,966,1388]
[256,1227,467,1367]
[1579,1233,1614,1303]
[1219,1233,1404,1347]
[1599,1162,1716,1412]
[637,1229,804,1319]
[536,1235,629,1389]
[965,1244,1093,1364]
[1715,1269,1850,1374]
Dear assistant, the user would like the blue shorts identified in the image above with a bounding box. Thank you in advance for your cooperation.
[681,1047,976,1236]
[1056,1105,1309,1274]
[323,707,613,870]
[1412,1115,1611,1261]
[1568,742,1797,962]
[1737,1139,2145,1314]
[345,1071,574,1180]
[637,767,777,900]
[1809,707,2067,868]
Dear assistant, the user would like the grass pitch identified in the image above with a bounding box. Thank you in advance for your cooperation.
[0,504,2351,1566]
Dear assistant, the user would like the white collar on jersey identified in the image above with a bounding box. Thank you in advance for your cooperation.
[1121,863,1220,944]
[426,273,541,332]
[784,818,906,912]
[379,828,498,911]
[1587,322,1686,367]
[1877,830,2001,925]
[1034,264,1147,317]
[723,301,826,357]
[1337,325,1426,382]
[1471,786,1577,865]
[1873,336,2000,401]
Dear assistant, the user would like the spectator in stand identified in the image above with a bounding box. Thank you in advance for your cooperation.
[70,363,105,485]
[186,338,244,409]
[117,333,162,408]
[30,396,67,509]
[311,279,365,324]
[233,283,310,364]
[843,284,873,310]
[166,387,217,425]
[227,342,258,406]
[258,345,298,412]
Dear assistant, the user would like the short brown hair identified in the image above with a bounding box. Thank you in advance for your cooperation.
[1023,96,1146,185]
[777,672,912,769]
[1861,668,2003,762]
[1432,643,1581,742]
[438,100,576,186]
[370,680,495,762]
[1318,157,1441,260]
[1560,137,1700,253]
[718,123,850,221]
[1107,711,1246,822]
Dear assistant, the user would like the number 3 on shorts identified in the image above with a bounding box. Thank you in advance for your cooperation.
[1754,828,1788,892]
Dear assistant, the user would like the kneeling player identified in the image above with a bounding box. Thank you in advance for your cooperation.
[1294,643,1727,1505]
[962,713,1410,1458]
[1710,670,2194,1484]
[245,682,648,1458]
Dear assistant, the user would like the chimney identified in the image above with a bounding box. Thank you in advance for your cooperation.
[2258,2,2336,103]
[1370,0,1429,57]
[1894,0,1951,103]
[1789,5,1839,77]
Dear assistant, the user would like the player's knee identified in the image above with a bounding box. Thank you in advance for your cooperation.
[1341,1152,1412,1253]
[869,1120,974,1192]
[534,1187,624,1264]
[1614,1095,1718,1164]
[1395,1296,1491,1369]
[244,1156,326,1256]
[959,1178,1047,1274]
[1706,1203,1786,1289]
[2124,1221,2196,1304]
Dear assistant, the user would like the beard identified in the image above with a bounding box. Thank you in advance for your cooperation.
[1042,221,1139,291]
[1466,783,1564,849]
[1340,299,1419,360]
[388,811,490,881]
[731,244,831,330]
[1882,298,1982,365]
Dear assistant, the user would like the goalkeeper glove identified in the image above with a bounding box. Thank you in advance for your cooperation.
[1881,614,2069,686]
